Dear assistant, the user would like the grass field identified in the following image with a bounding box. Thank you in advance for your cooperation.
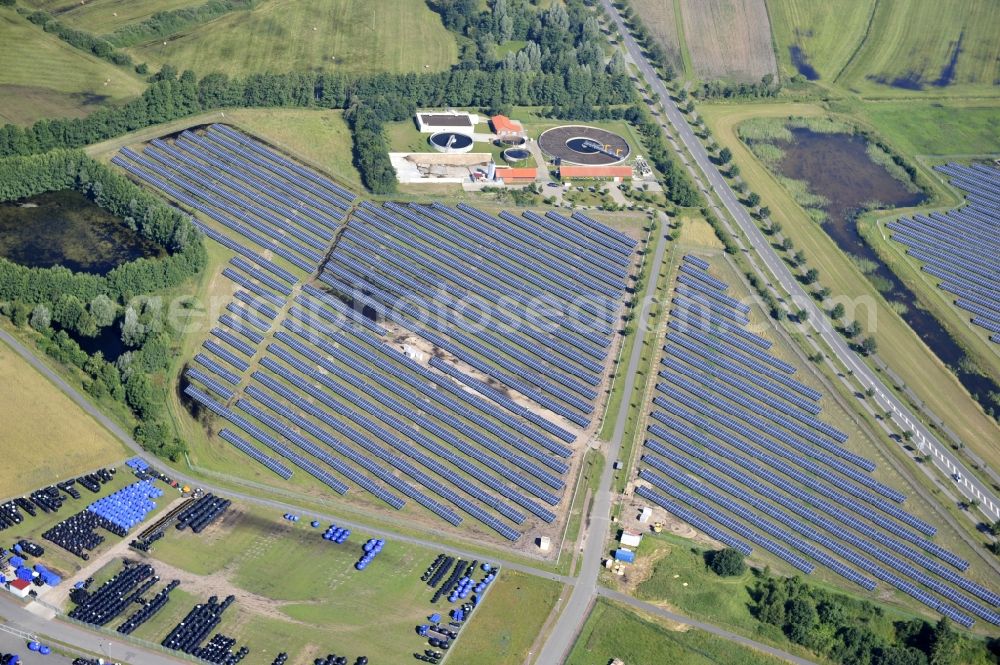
[628,0,686,75]
[0,7,146,125]
[677,0,777,82]
[123,502,533,665]
[838,0,1000,97]
[855,100,1000,157]
[699,100,1000,481]
[765,0,874,83]
[446,571,563,665]
[566,598,787,665]
[19,0,207,33]
[126,0,458,78]
[0,340,129,497]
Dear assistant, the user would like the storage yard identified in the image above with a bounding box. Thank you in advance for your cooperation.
[4,464,504,665]
[109,124,639,549]
[629,255,1000,628]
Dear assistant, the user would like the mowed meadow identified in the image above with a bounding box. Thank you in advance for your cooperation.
[0,7,146,125]
[125,0,459,77]
[0,340,129,496]
[768,0,1000,97]
[19,0,208,33]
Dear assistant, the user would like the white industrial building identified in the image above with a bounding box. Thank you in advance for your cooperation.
[415,110,480,135]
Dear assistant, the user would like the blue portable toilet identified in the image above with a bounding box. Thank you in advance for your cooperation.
[614,549,636,563]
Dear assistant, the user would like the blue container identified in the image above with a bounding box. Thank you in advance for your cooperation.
[39,645,51,655]
[614,549,636,563]
[9,556,24,567]
[27,642,40,652]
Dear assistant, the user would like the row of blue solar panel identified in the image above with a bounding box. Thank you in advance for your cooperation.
[350,208,612,344]
[251,363,522,540]
[333,241,605,388]
[290,301,574,451]
[225,303,271,333]
[211,124,355,204]
[337,227,607,364]
[183,384,348,494]
[671,300,772,351]
[153,137,341,235]
[264,342,556,523]
[193,353,241,386]
[218,429,293,479]
[275,324,563,502]
[175,132,344,229]
[358,203,618,331]
[384,201,625,300]
[278,317,566,485]
[222,267,284,308]
[416,203,628,293]
[142,145,331,252]
[644,436,994,607]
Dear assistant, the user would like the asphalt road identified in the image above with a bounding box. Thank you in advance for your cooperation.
[598,0,1000,523]
[534,214,672,664]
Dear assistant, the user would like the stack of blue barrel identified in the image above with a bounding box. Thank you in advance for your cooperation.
[322,524,350,544]
[355,539,384,570]
[87,480,161,534]
[33,563,61,586]
[282,513,300,522]
[125,457,150,472]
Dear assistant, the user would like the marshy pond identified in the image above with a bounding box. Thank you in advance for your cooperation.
[0,189,164,274]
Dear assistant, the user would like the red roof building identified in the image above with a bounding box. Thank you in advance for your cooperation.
[559,165,633,180]
[490,115,524,135]
[8,578,31,598]
[495,167,536,183]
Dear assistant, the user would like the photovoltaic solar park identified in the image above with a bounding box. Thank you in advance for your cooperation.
[887,163,1000,344]
[633,255,1000,628]
[110,125,636,543]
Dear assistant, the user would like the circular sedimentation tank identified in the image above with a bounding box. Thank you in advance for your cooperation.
[502,148,532,163]
[537,125,630,165]
[429,131,474,153]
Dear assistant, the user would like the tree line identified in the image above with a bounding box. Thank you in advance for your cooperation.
[0,149,205,459]
[752,573,998,665]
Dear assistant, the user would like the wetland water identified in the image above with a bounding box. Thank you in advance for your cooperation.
[0,189,163,274]
[772,128,999,410]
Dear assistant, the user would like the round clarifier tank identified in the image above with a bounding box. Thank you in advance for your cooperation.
[429,131,474,153]
[502,148,532,164]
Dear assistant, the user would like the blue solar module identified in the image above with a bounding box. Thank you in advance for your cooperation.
[674,277,750,314]
[230,257,294,296]
[219,429,293,479]
[194,224,299,285]
[174,133,344,228]
[222,268,285,307]
[274,325,564,501]
[645,436,989,606]
[262,343,555,523]
[673,289,750,325]
[218,314,266,345]
[299,283,386,335]
[193,353,241,386]
[233,290,279,320]
[202,339,250,372]
[185,367,235,401]
[639,468,815,573]
[211,326,257,357]
[251,366,521,540]
[210,124,356,203]
[226,303,272,333]
[183,384,349,494]
[153,137,342,234]
[682,254,711,271]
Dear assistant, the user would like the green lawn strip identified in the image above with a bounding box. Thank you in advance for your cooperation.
[445,570,563,665]
[566,597,787,665]
[558,449,606,576]
[671,0,694,82]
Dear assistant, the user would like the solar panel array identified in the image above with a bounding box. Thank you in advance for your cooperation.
[113,126,638,542]
[635,256,998,627]
[888,163,999,343]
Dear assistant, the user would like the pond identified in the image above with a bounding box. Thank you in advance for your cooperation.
[771,128,999,409]
[0,189,164,275]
